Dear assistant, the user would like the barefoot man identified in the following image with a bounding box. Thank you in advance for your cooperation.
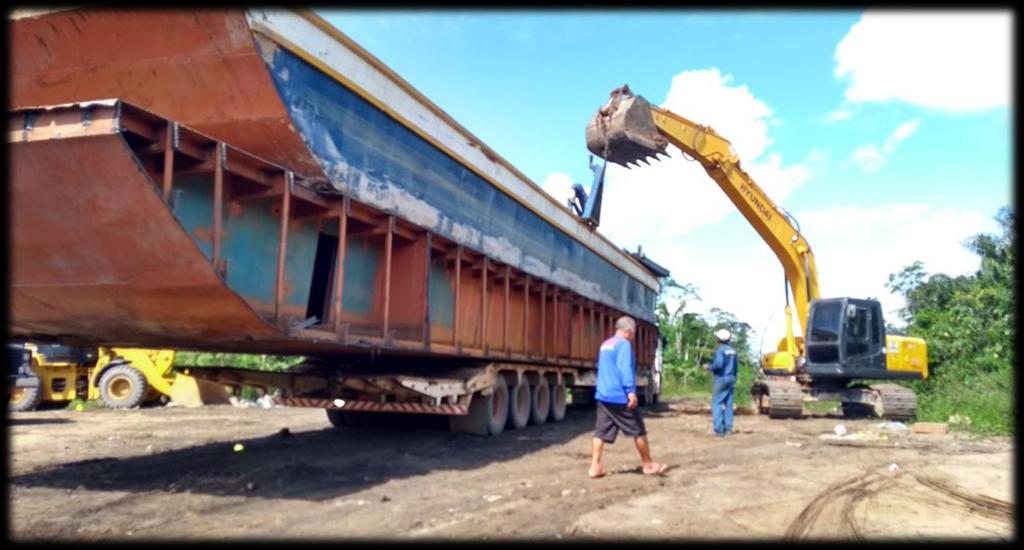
[589,316,667,478]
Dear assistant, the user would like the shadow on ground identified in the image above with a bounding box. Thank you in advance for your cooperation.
[8,417,76,425]
[9,403,649,503]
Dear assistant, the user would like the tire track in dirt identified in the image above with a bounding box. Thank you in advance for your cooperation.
[784,463,1014,540]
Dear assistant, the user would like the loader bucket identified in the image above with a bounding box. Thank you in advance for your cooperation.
[168,373,230,408]
[586,86,668,167]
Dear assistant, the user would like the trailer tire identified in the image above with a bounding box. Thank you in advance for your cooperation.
[529,378,550,426]
[570,388,593,407]
[549,383,568,422]
[507,378,531,430]
[640,375,654,406]
[449,373,510,436]
[326,409,348,428]
[98,364,148,409]
[9,375,42,412]
[326,409,374,428]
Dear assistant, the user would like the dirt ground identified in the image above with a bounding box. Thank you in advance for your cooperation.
[7,399,1014,541]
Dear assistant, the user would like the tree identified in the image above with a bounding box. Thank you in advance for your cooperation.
[885,206,1014,434]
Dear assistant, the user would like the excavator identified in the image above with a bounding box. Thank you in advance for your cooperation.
[584,85,927,420]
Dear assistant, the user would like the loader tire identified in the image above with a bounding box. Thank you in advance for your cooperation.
[9,376,42,412]
[98,364,148,409]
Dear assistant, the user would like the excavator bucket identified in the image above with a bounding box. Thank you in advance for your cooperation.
[168,372,230,408]
[585,85,668,167]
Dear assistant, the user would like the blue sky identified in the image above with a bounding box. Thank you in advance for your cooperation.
[318,10,1012,350]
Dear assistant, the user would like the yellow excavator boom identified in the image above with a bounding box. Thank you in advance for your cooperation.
[585,85,926,380]
[586,87,818,368]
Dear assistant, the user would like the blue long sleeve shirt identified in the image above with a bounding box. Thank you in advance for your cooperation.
[594,336,635,404]
[710,343,739,379]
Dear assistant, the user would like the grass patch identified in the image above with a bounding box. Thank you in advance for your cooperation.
[805,400,840,414]
[909,368,1012,436]
[660,364,755,406]
[64,398,103,411]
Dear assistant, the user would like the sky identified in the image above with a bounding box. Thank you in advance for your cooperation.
[317,9,1013,354]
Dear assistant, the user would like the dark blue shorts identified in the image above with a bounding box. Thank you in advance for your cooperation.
[594,400,647,442]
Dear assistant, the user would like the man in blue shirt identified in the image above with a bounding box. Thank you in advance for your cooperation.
[589,316,667,478]
[705,328,740,437]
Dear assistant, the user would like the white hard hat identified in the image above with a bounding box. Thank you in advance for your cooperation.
[715,328,731,342]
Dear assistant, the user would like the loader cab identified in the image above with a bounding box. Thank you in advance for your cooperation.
[31,344,99,367]
[803,298,886,379]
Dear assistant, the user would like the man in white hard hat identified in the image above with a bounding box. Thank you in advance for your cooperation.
[705,328,739,437]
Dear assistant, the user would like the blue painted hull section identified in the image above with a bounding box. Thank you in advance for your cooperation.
[260,43,656,322]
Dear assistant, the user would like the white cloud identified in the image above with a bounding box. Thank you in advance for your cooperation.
[834,11,1011,112]
[883,119,921,152]
[594,67,810,248]
[658,204,995,355]
[541,172,574,207]
[848,118,921,173]
[850,145,886,173]
[797,204,994,326]
[826,108,854,123]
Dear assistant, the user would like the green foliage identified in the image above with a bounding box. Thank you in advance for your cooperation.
[173,351,305,372]
[64,398,102,411]
[886,206,1014,436]
[655,277,758,405]
[660,359,755,407]
[656,278,757,372]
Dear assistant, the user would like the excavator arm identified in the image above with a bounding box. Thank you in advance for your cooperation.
[586,86,819,365]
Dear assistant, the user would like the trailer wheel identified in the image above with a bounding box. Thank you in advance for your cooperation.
[326,409,371,428]
[570,388,593,407]
[529,378,550,426]
[507,378,531,430]
[326,409,346,428]
[449,373,509,436]
[640,375,654,406]
[98,364,149,409]
[549,383,568,422]
[9,376,42,412]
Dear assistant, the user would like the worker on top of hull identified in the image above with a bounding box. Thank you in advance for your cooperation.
[568,182,589,216]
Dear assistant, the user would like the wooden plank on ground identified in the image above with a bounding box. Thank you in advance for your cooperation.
[913,422,949,434]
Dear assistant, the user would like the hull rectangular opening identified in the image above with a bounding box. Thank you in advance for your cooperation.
[306,231,339,326]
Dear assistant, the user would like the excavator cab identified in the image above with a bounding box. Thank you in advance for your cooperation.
[803,298,887,378]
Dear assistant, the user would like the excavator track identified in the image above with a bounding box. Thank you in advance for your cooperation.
[869,383,917,421]
[752,379,804,419]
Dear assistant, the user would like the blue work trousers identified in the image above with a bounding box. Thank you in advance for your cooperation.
[711,375,737,434]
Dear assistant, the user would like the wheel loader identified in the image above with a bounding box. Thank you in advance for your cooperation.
[8,343,225,412]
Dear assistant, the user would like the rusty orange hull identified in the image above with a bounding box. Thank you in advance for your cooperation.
[10,9,321,177]
[8,10,664,369]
